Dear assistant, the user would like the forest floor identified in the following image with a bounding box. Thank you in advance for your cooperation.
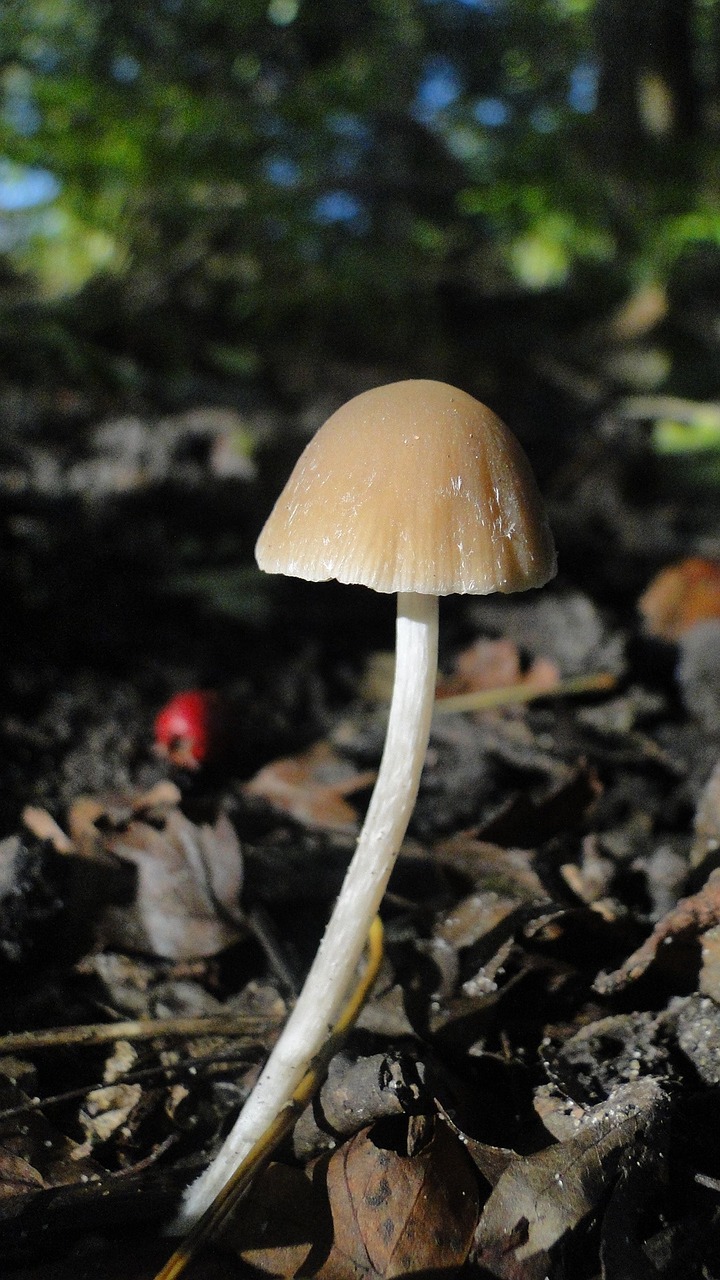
[1,369,720,1279]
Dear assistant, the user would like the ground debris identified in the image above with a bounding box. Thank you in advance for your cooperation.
[227,1115,479,1279]
[595,868,720,996]
[472,1078,667,1278]
[242,741,375,832]
[24,784,246,960]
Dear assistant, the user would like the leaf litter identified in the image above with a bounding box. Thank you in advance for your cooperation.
[3,575,720,1280]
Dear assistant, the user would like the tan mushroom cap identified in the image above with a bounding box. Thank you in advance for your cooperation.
[255,379,556,596]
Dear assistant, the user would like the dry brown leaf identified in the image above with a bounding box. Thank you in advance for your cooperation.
[438,636,560,702]
[98,809,245,958]
[77,1083,143,1152]
[433,836,546,901]
[0,1148,47,1199]
[243,741,375,831]
[318,1117,479,1279]
[226,1160,333,1277]
[473,1078,665,1278]
[638,557,720,641]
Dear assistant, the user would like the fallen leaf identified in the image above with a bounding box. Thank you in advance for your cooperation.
[318,1117,479,1278]
[0,1149,47,1199]
[438,637,559,702]
[673,994,720,1084]
[473,1078,666,1278]
[243,741,375,831]
[226,1160,333,1277]
[638,557,720,640]
[99,809,245,958]
[432,836,546,901]
[293,1052,419,1160]
[77,1083,143,1151]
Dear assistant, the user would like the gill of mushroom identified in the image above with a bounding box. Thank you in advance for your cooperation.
[177,379,556,1227]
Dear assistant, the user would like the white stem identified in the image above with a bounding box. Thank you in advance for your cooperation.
[178,590,439,1228]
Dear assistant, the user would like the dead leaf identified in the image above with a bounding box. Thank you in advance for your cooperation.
[473,1078,666,1278]
[21,807,74,853]
[226,1160,333,1277]
[77,1083,144,1151]
[638,557,720,640]
[293,1053,421,1160]
[98,809,245,958]
[595,868,720,995]
[435,1101,517,1187]
[0,1149,47,1198]
[317,1117,479,1278]
[673,994,720,1084]
[243,741,375,831]
[438,636,561,703]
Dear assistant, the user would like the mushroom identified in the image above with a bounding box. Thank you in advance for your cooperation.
[179,378,556,1225]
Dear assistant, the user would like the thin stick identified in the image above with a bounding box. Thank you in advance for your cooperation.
[152,915,384,1280]
[434,670,615,715]
[0,1013,282,1056]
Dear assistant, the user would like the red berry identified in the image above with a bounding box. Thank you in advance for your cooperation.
[154,690,225,769]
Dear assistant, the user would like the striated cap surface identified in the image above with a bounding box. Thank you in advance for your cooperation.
[255,379,556,596]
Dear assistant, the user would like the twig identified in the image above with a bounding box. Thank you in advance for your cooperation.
[0,1012,284,1056]
[434,670,615,715]
[0,1046,264,1123]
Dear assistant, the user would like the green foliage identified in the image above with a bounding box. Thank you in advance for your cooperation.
[1,0,720,384]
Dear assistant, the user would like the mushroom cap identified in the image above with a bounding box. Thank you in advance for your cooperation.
[255,379,556,596]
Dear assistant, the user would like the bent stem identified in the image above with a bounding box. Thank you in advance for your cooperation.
[178,590,439,1228]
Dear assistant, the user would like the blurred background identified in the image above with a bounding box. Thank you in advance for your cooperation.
[3,0,720,396]
[2,0,720,781]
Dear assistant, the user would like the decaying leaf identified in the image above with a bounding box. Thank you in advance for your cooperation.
[243,741,376,831]
[96,808,245,959]
[541,1011,670,1106]
[230,1118,479,1279]
[673,994,720,1084]
[473,1078,666,1278]
[77,1083,144,1152]
[21,784,246,960]
[638,557,720,640]
[432,836,547,901]
[226,1160,333,1277]
[319,1117,479,1278]
[595,868,720,995]
[437,636,560,702]
[292,1052,421,1160]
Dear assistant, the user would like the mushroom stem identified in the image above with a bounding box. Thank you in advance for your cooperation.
[178,590,439,1228]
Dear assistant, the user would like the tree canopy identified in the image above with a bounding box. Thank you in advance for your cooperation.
[2,0,720,391]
